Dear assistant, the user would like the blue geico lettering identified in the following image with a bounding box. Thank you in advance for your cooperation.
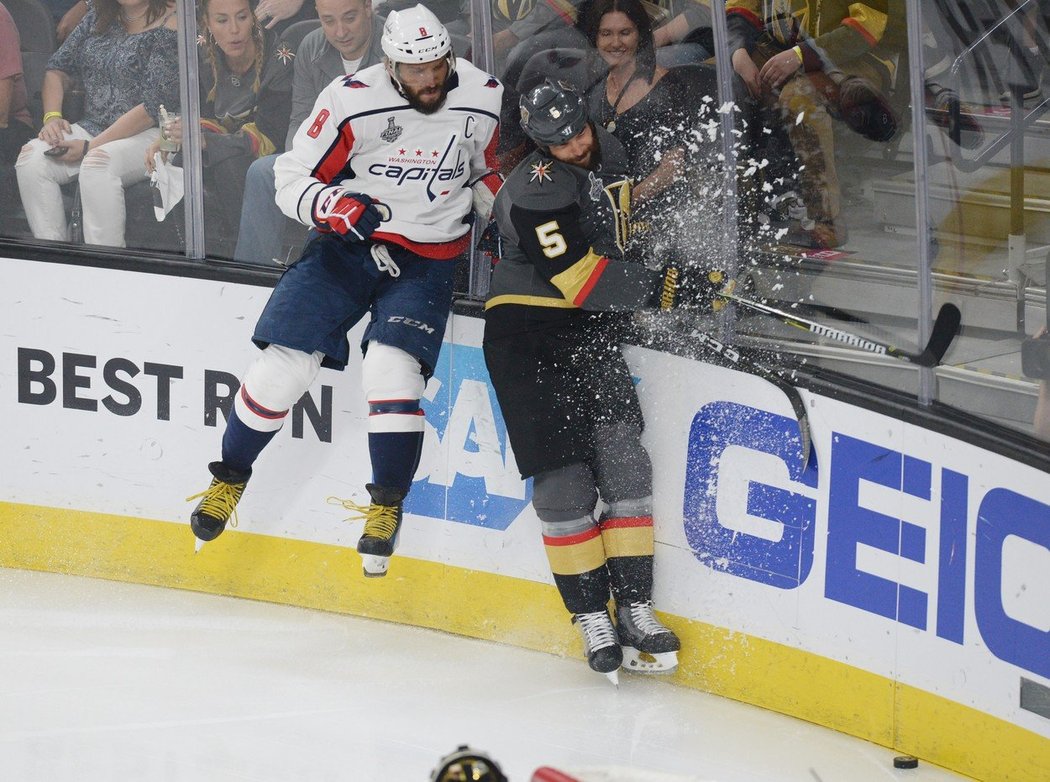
[684,401,817,590]
[686,402,1050,681]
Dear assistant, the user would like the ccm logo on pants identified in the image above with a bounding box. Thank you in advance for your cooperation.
[387,316,435,334]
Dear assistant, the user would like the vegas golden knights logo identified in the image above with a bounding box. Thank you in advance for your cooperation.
[602,178,632,252]
[494,0,535,22]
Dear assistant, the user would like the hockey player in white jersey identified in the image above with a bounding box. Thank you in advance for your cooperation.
[187,4,503,578]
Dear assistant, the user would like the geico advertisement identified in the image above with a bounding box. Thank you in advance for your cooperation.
[627,346,1049,736]
[3,257,1048,737]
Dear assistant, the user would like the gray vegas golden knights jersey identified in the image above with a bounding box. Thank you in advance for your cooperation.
[485,125,664,338]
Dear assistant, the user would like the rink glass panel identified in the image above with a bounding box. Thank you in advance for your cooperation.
[3,8,1050,432]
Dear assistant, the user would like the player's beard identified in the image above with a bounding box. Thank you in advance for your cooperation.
[570,136,602,171]
[403,81,449,115]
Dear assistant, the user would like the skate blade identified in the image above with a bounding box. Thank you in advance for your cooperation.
[621,647,678,674]
[194,537,206,554]
[604,669,620,687]
[360,554,390,578]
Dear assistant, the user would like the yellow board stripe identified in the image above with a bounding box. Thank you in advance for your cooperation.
[1,501,1047,782]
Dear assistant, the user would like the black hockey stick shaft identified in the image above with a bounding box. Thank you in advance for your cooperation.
[718,288,962,367]
[691,329,813,468]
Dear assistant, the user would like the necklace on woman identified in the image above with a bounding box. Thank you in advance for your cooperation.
[605,71,643,132]
[227,50,256,88]
[120,6,149,22]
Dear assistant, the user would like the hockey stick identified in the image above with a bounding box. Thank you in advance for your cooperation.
[717,284,962,367]
[691,328,813,469]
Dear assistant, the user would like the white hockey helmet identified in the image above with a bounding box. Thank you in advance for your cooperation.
[381,5,453,65]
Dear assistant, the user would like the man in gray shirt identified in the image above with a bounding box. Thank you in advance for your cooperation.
[233,0,384,265]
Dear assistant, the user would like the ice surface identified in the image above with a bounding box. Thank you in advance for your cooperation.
[0,569,970,781]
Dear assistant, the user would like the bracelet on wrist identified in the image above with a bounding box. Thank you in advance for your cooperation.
[43,111,63,124]
[82,139,90,157]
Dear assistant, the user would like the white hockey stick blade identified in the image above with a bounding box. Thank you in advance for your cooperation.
[621,647,679,674]
[360,554,390,578]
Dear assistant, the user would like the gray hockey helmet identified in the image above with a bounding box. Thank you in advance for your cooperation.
[519,78,588,147]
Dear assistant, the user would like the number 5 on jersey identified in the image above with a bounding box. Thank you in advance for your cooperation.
[536,220,567,258]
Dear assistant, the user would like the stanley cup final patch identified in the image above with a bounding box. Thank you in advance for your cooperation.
[380,117,404,143]
[588,171,603,201]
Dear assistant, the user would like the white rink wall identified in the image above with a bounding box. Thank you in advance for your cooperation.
[1,256,1048,781]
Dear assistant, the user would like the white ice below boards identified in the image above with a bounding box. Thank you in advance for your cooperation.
[0,568,970,781]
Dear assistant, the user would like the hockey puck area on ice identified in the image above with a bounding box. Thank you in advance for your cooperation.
[893,755,920,769]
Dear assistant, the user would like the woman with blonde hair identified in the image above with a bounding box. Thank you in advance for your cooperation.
[147,0,293,256]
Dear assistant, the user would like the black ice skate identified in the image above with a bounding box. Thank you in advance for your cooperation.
[616,600,681,674]
[572,609,623,685]
[331,484,406,578]
[187,461,252,543]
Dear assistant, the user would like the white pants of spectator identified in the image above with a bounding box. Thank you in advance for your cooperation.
[15,124,160,247]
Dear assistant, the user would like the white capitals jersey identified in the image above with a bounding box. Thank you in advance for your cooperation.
[274,58,502,259]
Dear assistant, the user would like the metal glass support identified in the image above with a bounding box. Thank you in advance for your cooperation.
[175,1,204,261]
[709,2,739,341]
[467,0,496,299]
[905,0,936,404]
[709,1,739,289]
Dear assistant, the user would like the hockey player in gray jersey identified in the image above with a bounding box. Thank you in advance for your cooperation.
[483,79,716,683]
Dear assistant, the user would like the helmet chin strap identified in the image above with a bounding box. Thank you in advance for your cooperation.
[385,60,408,98]
[384,53,457,100]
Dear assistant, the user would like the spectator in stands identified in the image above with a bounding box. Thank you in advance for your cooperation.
[1027,326,1050,441]
[232,0,383,265]
[1002,0,1046,105]
[725,0,906,250]
[502,0,713,83]
[0,1,34,164]
[55,0,87,42]
[498,0,713,163]
[253,0,321,32]
[579,0,716,268]
[484,0,576,64]
[15,0,179,247]
[651,0,713,65]
[145,0,294,257]
[921,17,984,151]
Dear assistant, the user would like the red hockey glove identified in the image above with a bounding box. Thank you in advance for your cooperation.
[314,189,383,242]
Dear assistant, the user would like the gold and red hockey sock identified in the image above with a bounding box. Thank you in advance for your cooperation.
[599,514,655,604]
[543,523,610,615]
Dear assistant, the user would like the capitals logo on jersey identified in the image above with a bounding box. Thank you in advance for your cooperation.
[368,134,467,201]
